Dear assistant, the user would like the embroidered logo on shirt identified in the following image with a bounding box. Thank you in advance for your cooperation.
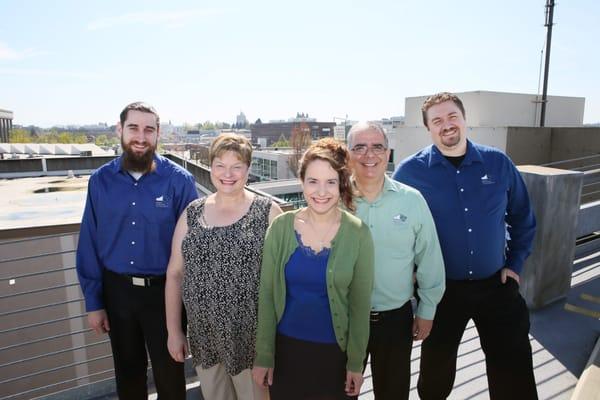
[481,174,495,185]
[392,213,408,223]
[155,195,169,208]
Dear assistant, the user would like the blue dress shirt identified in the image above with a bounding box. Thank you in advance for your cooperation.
[393,140,536,281]
[76,154,198,311]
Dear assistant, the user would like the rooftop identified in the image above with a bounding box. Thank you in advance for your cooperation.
[0,175,88,229]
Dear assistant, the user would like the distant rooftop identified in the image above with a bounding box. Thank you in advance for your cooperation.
[0,175,88,229]
[0,143,111,157]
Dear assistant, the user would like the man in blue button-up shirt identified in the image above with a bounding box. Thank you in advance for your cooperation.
[76,102,198,399]
[393,92,537,399]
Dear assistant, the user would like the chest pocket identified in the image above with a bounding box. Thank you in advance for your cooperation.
[480,181,508,215]
[384,220,415,259]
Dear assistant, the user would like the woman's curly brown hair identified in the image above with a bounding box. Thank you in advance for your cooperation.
[299,137,355,212]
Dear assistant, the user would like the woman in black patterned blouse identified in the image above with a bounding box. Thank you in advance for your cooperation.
[165,133,281,400]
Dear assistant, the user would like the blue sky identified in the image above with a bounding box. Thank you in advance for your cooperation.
[1,0,599,127]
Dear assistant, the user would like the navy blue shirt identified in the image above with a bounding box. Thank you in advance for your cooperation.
[393,140,536,280]
[277,232,337,343]
[76,154,198,311]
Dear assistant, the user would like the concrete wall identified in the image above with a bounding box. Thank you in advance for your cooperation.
[404,91,585,127]
[506,127,552,165]
[519,166,584,309]
[549,127,600,162]
[391,126,508,163]
[392,126,600,167]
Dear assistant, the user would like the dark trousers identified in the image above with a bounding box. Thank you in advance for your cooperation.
[103,269,186,400]
[365,301,414,400]
[270,334,356,400]
[417,272,538,400]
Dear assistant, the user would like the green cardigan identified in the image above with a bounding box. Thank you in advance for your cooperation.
[254,209,374,372]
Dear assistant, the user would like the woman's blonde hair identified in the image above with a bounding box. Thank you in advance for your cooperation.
[209,133,253,167]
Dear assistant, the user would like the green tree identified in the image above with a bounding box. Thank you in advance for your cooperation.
[271,134,290,148]
[58,132,73,143]
[74,134,88,144]
[9,128,32,143]
[96,134,108,146]
[201,121,215,130]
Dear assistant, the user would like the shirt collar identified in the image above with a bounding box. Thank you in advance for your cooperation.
[427,139,483,167]
[382,174,399,192]
[110,153,167,177]
[354,174,397,205]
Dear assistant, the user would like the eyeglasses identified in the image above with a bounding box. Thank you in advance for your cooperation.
[351,144,387,155]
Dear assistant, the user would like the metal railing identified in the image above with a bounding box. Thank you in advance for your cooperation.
[0,226,116,400]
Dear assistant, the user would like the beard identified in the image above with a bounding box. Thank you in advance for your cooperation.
[121,137,156,173]
[440,127,461,148]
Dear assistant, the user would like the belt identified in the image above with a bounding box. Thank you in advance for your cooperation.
[370,304,409,323]
[104,268,166,287]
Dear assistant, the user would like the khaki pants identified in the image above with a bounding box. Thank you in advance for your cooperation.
[196,364,267,400]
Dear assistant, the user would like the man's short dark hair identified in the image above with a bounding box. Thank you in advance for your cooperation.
[421,92,466,128]
[119,102,160,128]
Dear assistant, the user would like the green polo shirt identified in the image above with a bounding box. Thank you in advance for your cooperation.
[354,175,445,320]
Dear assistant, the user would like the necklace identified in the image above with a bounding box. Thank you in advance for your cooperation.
[303,208,340,250]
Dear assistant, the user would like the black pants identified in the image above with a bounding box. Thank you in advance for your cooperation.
[103,269,186,400]
[417,271,538,400]
[365,301,413,400]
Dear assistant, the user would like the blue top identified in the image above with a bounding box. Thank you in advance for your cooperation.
[393,140,536,280]
[76,154,198,311]
[277,232,337,343]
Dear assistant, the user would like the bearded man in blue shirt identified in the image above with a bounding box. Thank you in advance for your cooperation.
[76,102,198,399]
[393,92,537,400]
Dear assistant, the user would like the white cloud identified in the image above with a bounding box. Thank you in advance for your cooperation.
[87,8,232,31]
[0,42,47,61]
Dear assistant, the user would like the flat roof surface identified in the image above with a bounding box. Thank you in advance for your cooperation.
[0,175,88,229]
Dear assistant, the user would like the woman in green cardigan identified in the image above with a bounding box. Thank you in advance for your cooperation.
[252,138,374,400]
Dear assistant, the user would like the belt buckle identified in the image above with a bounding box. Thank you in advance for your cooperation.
[370,312,380,323]
[132,277,146,287]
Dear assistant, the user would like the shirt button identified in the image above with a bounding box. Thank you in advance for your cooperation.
[470,250,474,255]
[134,183,138,186]
[131,241,136,245]
[460,188,464,192]
[132,221,136,225]
[468,228,472,232]
[469,271,473,275]
[464,208,468,212]
[130,261,134,265]
[132,202,136,206]
[456,170,460,174]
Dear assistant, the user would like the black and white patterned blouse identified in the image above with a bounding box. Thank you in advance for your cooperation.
[181,195,272,375]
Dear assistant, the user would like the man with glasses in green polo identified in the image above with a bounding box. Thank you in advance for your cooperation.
[348,122,445,400]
